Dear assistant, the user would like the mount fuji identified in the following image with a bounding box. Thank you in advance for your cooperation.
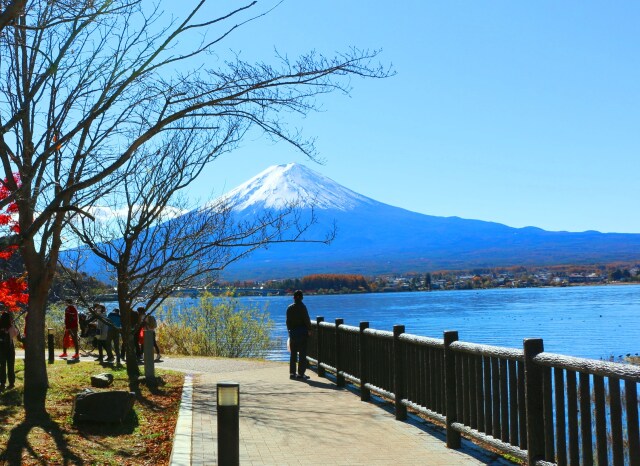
[217,163,640,280]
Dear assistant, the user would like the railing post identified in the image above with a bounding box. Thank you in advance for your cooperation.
[335,318,345,387]
[393,325,407,421]
[444,330,460,448]
[524,338,545,465]
[359,322,370,401]
[316,316,325,377]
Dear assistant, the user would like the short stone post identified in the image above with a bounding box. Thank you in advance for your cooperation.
[393,325,407,420]
[335,318,345,387]
[444,330,460,448]
[316,316,325,377]
[524,338,545,465]
[48,328,54,364]
[359,322,370,401]
[143,329,155,379]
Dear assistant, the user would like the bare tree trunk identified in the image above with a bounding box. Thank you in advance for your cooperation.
[20,210,63,419]
[22,265,51,420]
[117,279,140,391]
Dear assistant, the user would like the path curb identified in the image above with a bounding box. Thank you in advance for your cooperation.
[169,373,193,466]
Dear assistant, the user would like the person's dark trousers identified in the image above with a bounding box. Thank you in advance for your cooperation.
[152,333,160,358]
[119,332,128,360]
[97,340,107,360]
[134,330,142,359]
[120,331,138,360]
[0,339,15,386]
[106,328,119,360]
[289,333,308,376]
[104,338,113,359]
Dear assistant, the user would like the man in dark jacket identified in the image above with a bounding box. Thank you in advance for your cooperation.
[286,290,312,380]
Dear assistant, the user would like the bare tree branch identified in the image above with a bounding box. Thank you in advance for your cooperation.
[63,137,334,385]
[0,0,390,417]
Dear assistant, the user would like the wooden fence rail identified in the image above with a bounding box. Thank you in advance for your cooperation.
[306,317,640,466]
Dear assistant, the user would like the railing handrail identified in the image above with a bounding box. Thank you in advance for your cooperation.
[398,333,443,349]
[316,319,640,376]
[450,340,524,362]
[309,317,640,465]
[363,327,394,339]
[340,324,360,334]
[534,351,640,382]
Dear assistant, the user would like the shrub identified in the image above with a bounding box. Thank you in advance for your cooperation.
[156,292,274,358]
[41,304,65,351]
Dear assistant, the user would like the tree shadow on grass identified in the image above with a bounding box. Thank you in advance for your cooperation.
[0,389,22,436]
[133,387,173,422]
[1,404,139,465]
[0,414,84,466]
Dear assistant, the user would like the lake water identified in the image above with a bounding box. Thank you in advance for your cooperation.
[235,284,640,362]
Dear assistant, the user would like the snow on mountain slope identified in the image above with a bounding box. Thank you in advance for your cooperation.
[215,163,640,279]
[219,163,377,211]
[62,162,640,281]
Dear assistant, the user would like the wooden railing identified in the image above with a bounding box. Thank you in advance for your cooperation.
[307,317,640,466]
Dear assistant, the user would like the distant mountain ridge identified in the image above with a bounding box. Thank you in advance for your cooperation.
[218,163,640,279]
[64,163,640,281]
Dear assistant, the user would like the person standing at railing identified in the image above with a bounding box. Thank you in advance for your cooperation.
[286,290,312,380]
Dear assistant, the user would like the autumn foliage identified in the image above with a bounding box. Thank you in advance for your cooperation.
[0,174,28,311]
[300,274,370,292]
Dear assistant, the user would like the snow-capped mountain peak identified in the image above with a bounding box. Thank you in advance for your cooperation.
[221,163,375,211]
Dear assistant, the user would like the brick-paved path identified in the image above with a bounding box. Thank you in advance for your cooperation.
[162,358,513,466]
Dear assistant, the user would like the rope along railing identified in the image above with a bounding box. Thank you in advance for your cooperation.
[306,317,640,466]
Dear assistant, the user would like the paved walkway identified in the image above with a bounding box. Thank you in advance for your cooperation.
[162,357,513,466]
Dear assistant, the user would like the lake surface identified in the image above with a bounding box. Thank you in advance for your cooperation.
[235,284,640,362]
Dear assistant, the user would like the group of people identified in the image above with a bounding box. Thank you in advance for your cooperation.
[61,300,161,363]
[5,289,307,389]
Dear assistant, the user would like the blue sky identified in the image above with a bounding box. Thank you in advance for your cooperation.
[178,1,639,233]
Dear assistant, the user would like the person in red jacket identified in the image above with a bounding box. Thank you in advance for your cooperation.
[60,299,79,359]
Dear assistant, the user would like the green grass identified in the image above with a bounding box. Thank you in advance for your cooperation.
[0,359,184,465]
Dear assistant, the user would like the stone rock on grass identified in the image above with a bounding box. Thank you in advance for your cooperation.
[73,388,136,423]
[90,372,114,388]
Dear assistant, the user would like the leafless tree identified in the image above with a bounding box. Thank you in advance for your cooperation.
[0,0,389,419]
[64,135,333,389]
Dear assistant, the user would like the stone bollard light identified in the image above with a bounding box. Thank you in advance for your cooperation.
[217,381,240,466]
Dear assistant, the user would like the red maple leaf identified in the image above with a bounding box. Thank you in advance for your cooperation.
[0,174,28,311]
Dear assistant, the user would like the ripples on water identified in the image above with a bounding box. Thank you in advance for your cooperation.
[246,285,640,362]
